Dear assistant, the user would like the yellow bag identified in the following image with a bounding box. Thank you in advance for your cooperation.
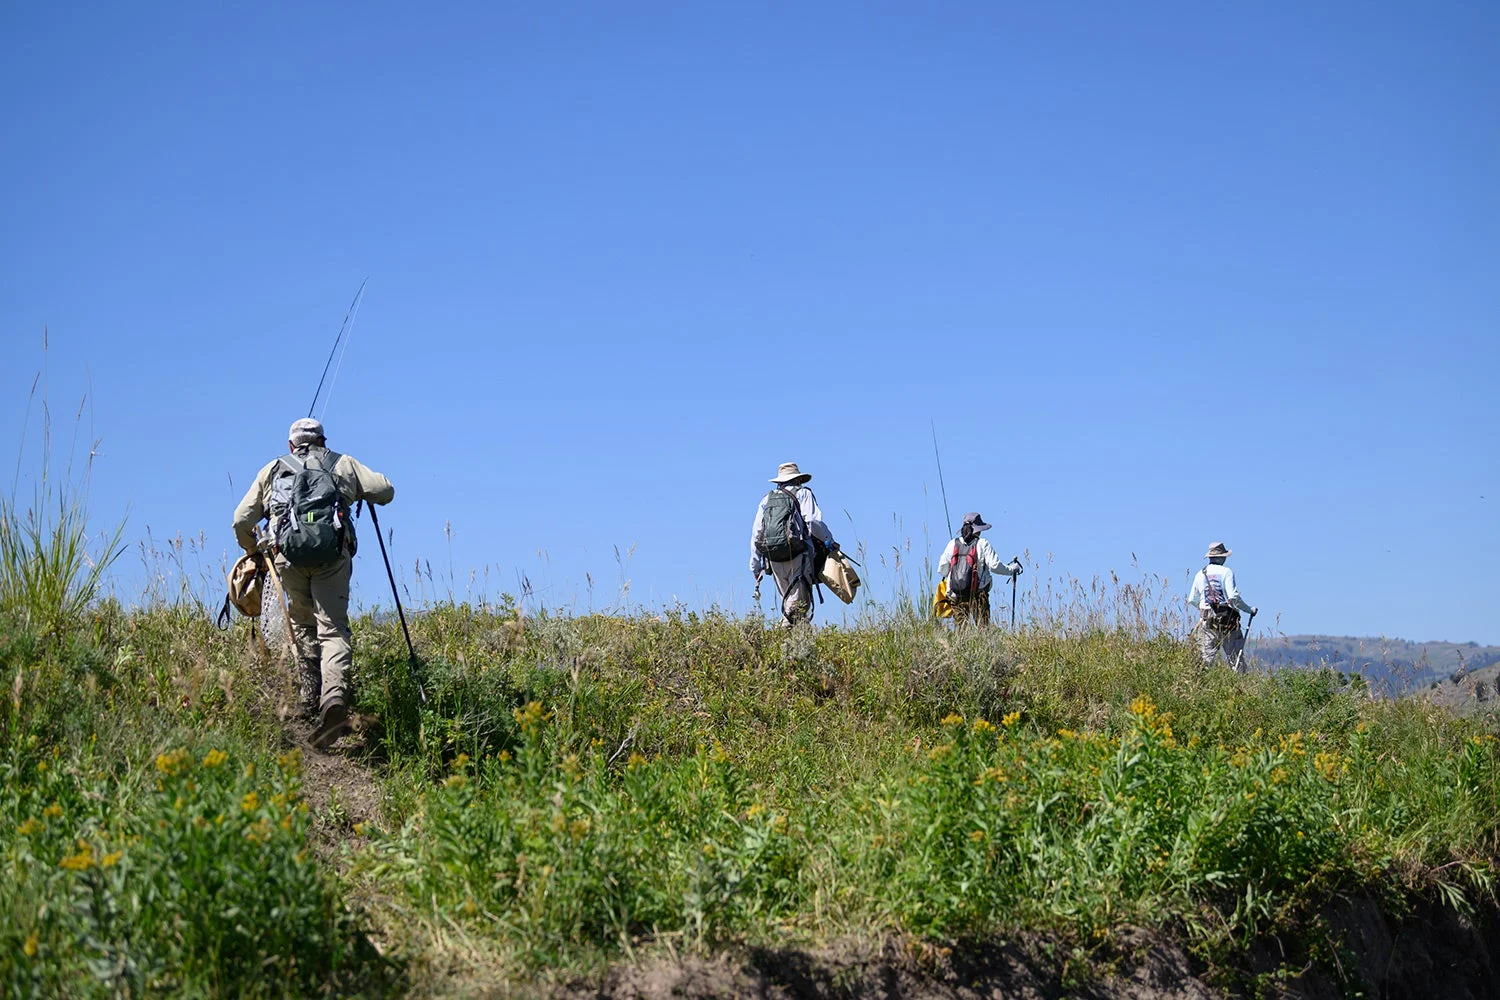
[820,551,862,604]
[225,553,266,617]
[932,578,954,619]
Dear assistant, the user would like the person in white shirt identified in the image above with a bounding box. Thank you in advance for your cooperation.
[750,462,836,627]
[1186,541,1258,670]
[937,512,1022,625]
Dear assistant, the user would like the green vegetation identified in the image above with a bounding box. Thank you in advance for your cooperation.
[4,485,1499,995]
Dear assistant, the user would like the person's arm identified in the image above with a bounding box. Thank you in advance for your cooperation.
[341,456,395,505]
[749,495,768,575]
[800,487,834,546]
[231,463,274,554]
[1186,571,1204,609]
[980,538,1022,578]
[937,539,955,581]
[1222,567,1256,615]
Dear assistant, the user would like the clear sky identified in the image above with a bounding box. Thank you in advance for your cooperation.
[3,2,1497,643]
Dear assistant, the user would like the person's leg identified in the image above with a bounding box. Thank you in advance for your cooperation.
[976,587,992,626]
[1194,621,1220,667]
[308,557,354,708]
[1223,627,1246,672]
[276,557,322,716]
[772,557,813,627]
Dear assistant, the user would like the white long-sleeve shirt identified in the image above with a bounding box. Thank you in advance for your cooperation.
[1186,564,1254,614]
[749,486,833,574]
[937,536,1020,592]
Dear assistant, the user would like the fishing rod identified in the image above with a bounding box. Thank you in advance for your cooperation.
[930,420,953,538]
[307,278,368,419]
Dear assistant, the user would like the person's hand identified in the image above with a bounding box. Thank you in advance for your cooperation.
[1251,606,1259,617]
[827,540,840,553]
[1010,558,1024,576]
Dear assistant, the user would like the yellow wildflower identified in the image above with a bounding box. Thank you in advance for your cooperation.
[626,751,646,769]
[550,812,567,834]
[353,822,368,836]
[512,701,548,733]
[101,850,122,868]
[241,791,260,813]
[452,752,471,770]
[972,718,995,734]
[968,829,986,843]
[444,774,468,790]
[42,803,62,820]
[745,802,765,819]
[940,713,964,727]
[201,748,228,769]
[275,749,302,774]
[58,841,95,871]
[155,749,190,776]
[36,761,47,773]
[1129,695,1156,719]
[569,817,591,840]
[498,750,512,763]
[1001,710,1022,728]
[23,931,38,957]
[17,818,44,836]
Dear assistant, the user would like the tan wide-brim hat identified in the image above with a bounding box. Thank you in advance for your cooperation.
[770,462,812,485]
[1204,541,1232,559]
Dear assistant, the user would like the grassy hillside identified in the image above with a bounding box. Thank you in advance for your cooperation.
[5,495,1500,996]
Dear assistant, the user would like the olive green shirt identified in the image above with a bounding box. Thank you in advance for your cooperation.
[232,447,395,554]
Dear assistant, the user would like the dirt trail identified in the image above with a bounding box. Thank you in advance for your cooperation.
[278,714,384,854]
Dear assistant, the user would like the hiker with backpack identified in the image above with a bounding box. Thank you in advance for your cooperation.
[936,512,1023,625]
[750,462,838,628]
[1186,541,1258,671]
[232,418,395,747]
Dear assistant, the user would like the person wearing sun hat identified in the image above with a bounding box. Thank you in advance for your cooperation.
[936,512,1023,625]
[1186,541,1258,670]
[232,418,395,746]
[749,462,837,627]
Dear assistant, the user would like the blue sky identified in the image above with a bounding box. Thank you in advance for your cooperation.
[2,2,1496,643]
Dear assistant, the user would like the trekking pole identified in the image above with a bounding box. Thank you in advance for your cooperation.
[365,503,426,703]
[1232,608,1257,673]
[1010,561,1019,630]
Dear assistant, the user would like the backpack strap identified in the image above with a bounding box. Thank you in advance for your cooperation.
[276,453,304,476]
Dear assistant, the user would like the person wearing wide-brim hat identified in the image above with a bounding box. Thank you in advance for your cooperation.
[1186,541,1258,671]
[937,512,1023,626]
[750,462,837,627]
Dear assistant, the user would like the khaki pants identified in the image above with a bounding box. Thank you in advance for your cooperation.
[275,554,353,710]
[768,553,815,627]
[1196,620,1246,671]
[951,587,992,626]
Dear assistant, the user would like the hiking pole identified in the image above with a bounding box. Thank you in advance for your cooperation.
[1232,609,1257,673]
[365,503,426,703]
[1010,561,1019,630]
[930,420,953,538]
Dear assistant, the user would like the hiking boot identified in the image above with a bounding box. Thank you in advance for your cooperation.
[310,697,349,748]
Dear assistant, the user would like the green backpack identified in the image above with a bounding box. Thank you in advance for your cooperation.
[272,448,353,567]
[758,487,809,563]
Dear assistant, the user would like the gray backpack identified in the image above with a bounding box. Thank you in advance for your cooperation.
[272,447,354,567]
[757,487,809,563]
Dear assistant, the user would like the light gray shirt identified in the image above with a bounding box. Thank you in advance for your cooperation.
[938,535,1020,591]
[1187,564,1254,614]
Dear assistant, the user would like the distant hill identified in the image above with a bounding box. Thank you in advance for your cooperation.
[1248,635,1500,697]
